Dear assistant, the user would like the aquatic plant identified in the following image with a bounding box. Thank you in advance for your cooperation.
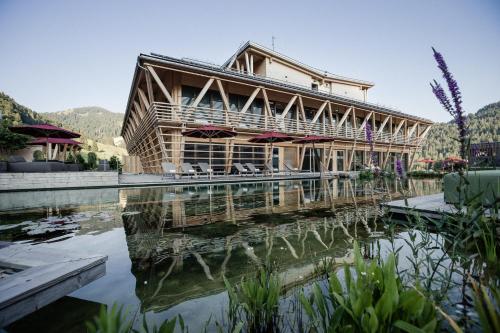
[86,304,132,333]
[224,269,282,333]
[86,304,188,333]
[430,47,467,160]
[470,278,500,333]
[299,241,438,332]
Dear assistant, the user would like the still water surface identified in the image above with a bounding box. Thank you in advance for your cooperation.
[0,178,442,332]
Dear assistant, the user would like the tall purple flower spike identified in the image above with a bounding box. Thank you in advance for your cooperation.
[365,123,377,166]
[396,159,404,178]
[430,47,467,159]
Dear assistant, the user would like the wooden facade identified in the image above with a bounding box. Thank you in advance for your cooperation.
[121,42,432,174]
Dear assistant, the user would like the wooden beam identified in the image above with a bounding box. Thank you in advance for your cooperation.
[145,71,154,104]
[133,101,145,119]
[311,101,328,123]
[417,125,432,146]
[392,119,406,140]
[147,66,174,104]
[336,107,352,129]
[240,87,260,113]
[244,52,250,74]
[407,122,419,141]
[190,77,215,108]
[298,96,306,121]
[376,115,390,138]
[281,95,298,118]
[261,88,272,117]
[358,111,373,132]
[138,88,150,110]
[215,79,231,111]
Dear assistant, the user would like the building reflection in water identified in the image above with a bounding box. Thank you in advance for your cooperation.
[120,178,441,313]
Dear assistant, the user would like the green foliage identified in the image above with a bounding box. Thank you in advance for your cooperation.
[0,91,47,126]
[407,170,443,178]
[33,150,45,161]
[76,153,85,165]
[87,152,98,170]
[224,269,282,333]
[470,279,500,333]
[86,304,187,333]
[109,155,122,171]
[86,304,132,333]
[299,242,438,333]
[359,170,374,180]
[419,101,500,161]
[0,121,30,157]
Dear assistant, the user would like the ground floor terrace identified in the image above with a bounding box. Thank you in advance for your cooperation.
[127,130,413,175]
[121,54,432,175]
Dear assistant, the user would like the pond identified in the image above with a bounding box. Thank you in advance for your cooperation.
[0,178,445,332]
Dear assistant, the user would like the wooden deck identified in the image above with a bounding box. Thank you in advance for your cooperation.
[381,193,458,219]
[0,243,107,327]
[119,171,358,188]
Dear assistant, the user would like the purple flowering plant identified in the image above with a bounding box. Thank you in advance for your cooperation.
[365,123,377,166]
[430,47,468,160]
[396,159,404,178]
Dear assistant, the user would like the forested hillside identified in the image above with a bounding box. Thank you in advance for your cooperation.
[0,91,127,157]
[0,92,47,125]
[420,101,500,160]
[44,107,124,145]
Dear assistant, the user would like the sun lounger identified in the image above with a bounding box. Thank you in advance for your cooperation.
[265,162,280,175]
[233,163,251,176]
[181,162,197,178]
[284,160,300,174]
[245,163,262,176]
[162,162,178,179]
[197,162,212,178]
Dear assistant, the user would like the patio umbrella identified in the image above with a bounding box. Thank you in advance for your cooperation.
[9,124,80,139]
[444,156,467,171]
[293,135,335,178]
[10,124,81,162]
[27,137,82,161]
[182,125,237,179]
[248,131,295,177]
[417,158,434,170]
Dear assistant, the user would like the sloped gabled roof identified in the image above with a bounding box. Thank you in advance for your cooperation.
[222,41,374,88]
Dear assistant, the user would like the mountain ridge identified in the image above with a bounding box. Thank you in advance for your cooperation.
[419,101,499,160]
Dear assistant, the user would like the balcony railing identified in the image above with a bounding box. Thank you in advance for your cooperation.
[129,102,419,146]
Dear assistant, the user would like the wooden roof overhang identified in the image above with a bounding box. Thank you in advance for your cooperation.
[121,53,433,136]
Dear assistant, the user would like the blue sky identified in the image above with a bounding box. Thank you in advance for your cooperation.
[0,0,499,122]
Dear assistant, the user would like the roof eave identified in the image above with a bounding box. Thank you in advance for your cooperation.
[139,53,432,124]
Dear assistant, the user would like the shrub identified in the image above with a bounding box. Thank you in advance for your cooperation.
[87,152,98,170]
[0,122,30,158]
[109,155,122,172]
[76,154,85,165]
[33,150,45,161]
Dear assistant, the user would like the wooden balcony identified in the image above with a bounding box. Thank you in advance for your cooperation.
[146,102,418,146]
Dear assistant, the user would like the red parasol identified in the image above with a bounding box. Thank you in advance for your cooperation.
[248,131,295,177]
[27,137,82,145]
[9,124,80,138]
[182,125,237,179]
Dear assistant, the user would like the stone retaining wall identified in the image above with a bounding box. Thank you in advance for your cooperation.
[0,172,119,191]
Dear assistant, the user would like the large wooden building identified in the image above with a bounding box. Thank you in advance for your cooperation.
[121,41,432,174]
